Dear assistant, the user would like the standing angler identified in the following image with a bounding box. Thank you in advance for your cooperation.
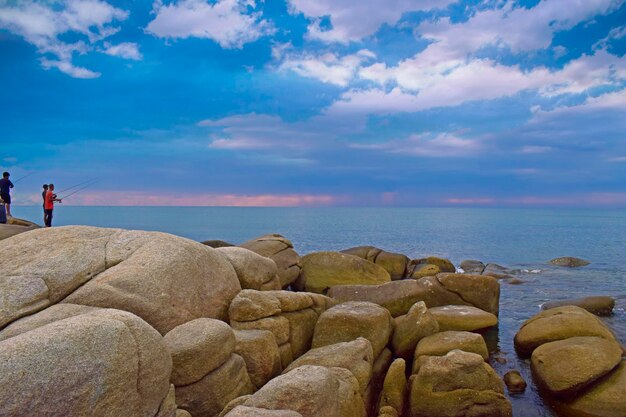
[0,172,13,217]
[42,184,49,225]
[44,184,62,227]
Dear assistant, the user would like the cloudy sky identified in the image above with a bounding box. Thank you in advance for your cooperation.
[1,0,625,206]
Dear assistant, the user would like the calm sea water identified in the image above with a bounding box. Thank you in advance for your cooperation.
[13,206,626,417]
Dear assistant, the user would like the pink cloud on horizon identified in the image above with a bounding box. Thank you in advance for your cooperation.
[62,191,341,207]
[446,193,626,207]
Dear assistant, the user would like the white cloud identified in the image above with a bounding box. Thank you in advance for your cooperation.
[0,0,130,77]
[279,49,376,87]
[102,42,142,60]
[330,49,626,114]
[530,88,626,122]
[417,0,619,60]
[41,58,101,79]
[287,0,455,43]
[146,0,273,49]
[200,114,319,150]
[593,25,626,49]
[351,131,481,157]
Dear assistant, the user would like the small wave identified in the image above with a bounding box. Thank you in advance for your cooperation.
[456,267,465,273]
[521,269,542,274]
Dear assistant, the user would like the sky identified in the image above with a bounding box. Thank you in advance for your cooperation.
[1,0,625,207]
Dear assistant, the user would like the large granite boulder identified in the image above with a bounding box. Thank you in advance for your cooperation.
[312,301,393,358]
[239,234,301,288]
[0,303,99,341]
[0,226,241,334]
[163,318,235,386]
[241,365,365,417]
[176,353,254,417]
[341,246,409,280]
[224,407,303,416]
[436,273,501,316]
[328,280,426,317]
[298,251,391,294]
[549,257,590,267]
[408,257,456,274]
[429,305,498,332]
[283,308,320,358]
[414,331,489,366]
[328,274,500,317]
[229,290,332,366]
[283,338,374,395]
[217,247,282,290]
[531,336,623,397]
[378,359,407,417]
[0,218,39,241]
[0,309,172,417]
[390,301,439,359]
[229,290,283,322]
[555,360,626,417]
[514,306,620,356]
[542,296,615,316]
[409,350,512,417]
[409,263,440,279]
[234,329,282,389]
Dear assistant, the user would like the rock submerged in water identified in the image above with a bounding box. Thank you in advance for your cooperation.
[542,296,615,316]
[460,259,486,274]
[549,256,590,267]
[503,370,527,394]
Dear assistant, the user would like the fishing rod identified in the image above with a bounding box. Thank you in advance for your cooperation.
[58,180,100,200]
[56,178,99,195]
[12,173,33,184]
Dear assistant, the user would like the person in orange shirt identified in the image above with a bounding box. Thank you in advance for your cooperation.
[44,184,62,227]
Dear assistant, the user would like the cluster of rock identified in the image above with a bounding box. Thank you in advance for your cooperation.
[0,227,616,417]
[515,306,625,416]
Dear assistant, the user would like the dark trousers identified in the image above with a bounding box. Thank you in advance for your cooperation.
[44,209,53,227]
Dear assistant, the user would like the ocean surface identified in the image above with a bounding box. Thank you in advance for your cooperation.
[13,206,626,417]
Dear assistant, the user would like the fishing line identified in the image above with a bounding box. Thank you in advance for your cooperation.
[56,178,99,195]
[58,180,100,200]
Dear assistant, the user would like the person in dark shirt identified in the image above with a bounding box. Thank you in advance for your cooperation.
[42,184,49,225]
[0,172,13,217]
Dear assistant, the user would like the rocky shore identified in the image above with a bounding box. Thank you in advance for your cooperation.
[0,224,622,417]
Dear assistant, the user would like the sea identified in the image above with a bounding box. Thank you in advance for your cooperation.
[12,206,626,417]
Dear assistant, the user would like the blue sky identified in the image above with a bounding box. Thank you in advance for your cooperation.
[1,0,625,206]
